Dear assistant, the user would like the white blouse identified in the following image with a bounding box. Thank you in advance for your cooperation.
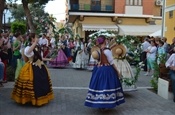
[24,46,34,58]
[146,46,157,60]
[24,46,43,58]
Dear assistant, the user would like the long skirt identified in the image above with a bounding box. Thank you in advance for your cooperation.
[114,59,136,91]
[15,59,25,80]
[49,49,69,67]
[73,50,89,69]
[11,62,54,106]
[87,55,97,71]
[85,65,125,108]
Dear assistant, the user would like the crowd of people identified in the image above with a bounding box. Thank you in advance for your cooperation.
[0,32,92,86]
[141,36,175,102]
[0,31,175,109]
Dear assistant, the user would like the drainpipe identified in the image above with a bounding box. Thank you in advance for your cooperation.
[161,0,166,38]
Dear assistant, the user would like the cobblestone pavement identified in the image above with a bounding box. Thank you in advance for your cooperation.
[0,67,175,115]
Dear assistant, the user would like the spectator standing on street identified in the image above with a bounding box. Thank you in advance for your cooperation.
[162,37,169,52]
[11,33,54,106]
[168,37,175,55]
[144,40,157,76]
[157,40,166,65]
[85,35,125,110]
[165,53,175,102]
[0,45,9,83]
[141,37,151,71]
[2,33,13,65]
[162,37,170,59]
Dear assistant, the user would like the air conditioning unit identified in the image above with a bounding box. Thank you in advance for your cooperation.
[155,0,163,6]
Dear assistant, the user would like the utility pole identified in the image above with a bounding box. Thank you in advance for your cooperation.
[161,0,166,38]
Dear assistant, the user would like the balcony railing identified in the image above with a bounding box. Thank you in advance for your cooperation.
[70,3,114,12]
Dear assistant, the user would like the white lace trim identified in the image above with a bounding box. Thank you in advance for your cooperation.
[86,92,124,100]
[88,88,121,92]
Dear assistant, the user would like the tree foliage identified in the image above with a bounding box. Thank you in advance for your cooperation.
[10,3,46,22]
[10,4,25,21]
[21,0,51,33]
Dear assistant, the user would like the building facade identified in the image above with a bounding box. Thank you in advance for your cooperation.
[67,0,162,39]
[163,0,175,43]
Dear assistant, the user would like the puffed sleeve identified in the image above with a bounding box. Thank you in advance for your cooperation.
[104,49,114,65]
[24,46,34,57]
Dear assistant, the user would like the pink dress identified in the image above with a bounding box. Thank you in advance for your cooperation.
[49,48,69,67]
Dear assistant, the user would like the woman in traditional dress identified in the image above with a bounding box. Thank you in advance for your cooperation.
[48,38,69,67]
[111,42,136,91]
[87,55,97,71]
[85,35,125,109]
[12,32,21,70]
[61,35,71,62]
[87,45,98,71]
[87,39,97,71]
[11,33,54,106]
[15,34,27,80]
[73,38,89,69]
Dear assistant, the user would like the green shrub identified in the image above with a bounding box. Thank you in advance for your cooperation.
[11,21,26,34]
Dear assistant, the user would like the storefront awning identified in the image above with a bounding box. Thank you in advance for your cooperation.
[149,29,161,37]
[82,24,118,31]
[118,25,161,36]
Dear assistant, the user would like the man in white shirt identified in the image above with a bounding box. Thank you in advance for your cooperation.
[39,34,48,47]
[140,37,151,71]
[165,53,175,102]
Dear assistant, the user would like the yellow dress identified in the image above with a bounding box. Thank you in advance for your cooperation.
[11,46,54,106]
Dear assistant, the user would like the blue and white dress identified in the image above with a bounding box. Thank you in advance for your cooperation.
[85,48,125,108]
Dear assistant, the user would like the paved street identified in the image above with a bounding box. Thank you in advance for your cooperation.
[0,67,175,115]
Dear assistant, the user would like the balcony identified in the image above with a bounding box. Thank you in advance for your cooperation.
[70,3,114,13]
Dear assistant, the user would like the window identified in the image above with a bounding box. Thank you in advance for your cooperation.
[126,0,142,6]
[169,11,173,18]
[91,0,101,5]
[91,0,101,11]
